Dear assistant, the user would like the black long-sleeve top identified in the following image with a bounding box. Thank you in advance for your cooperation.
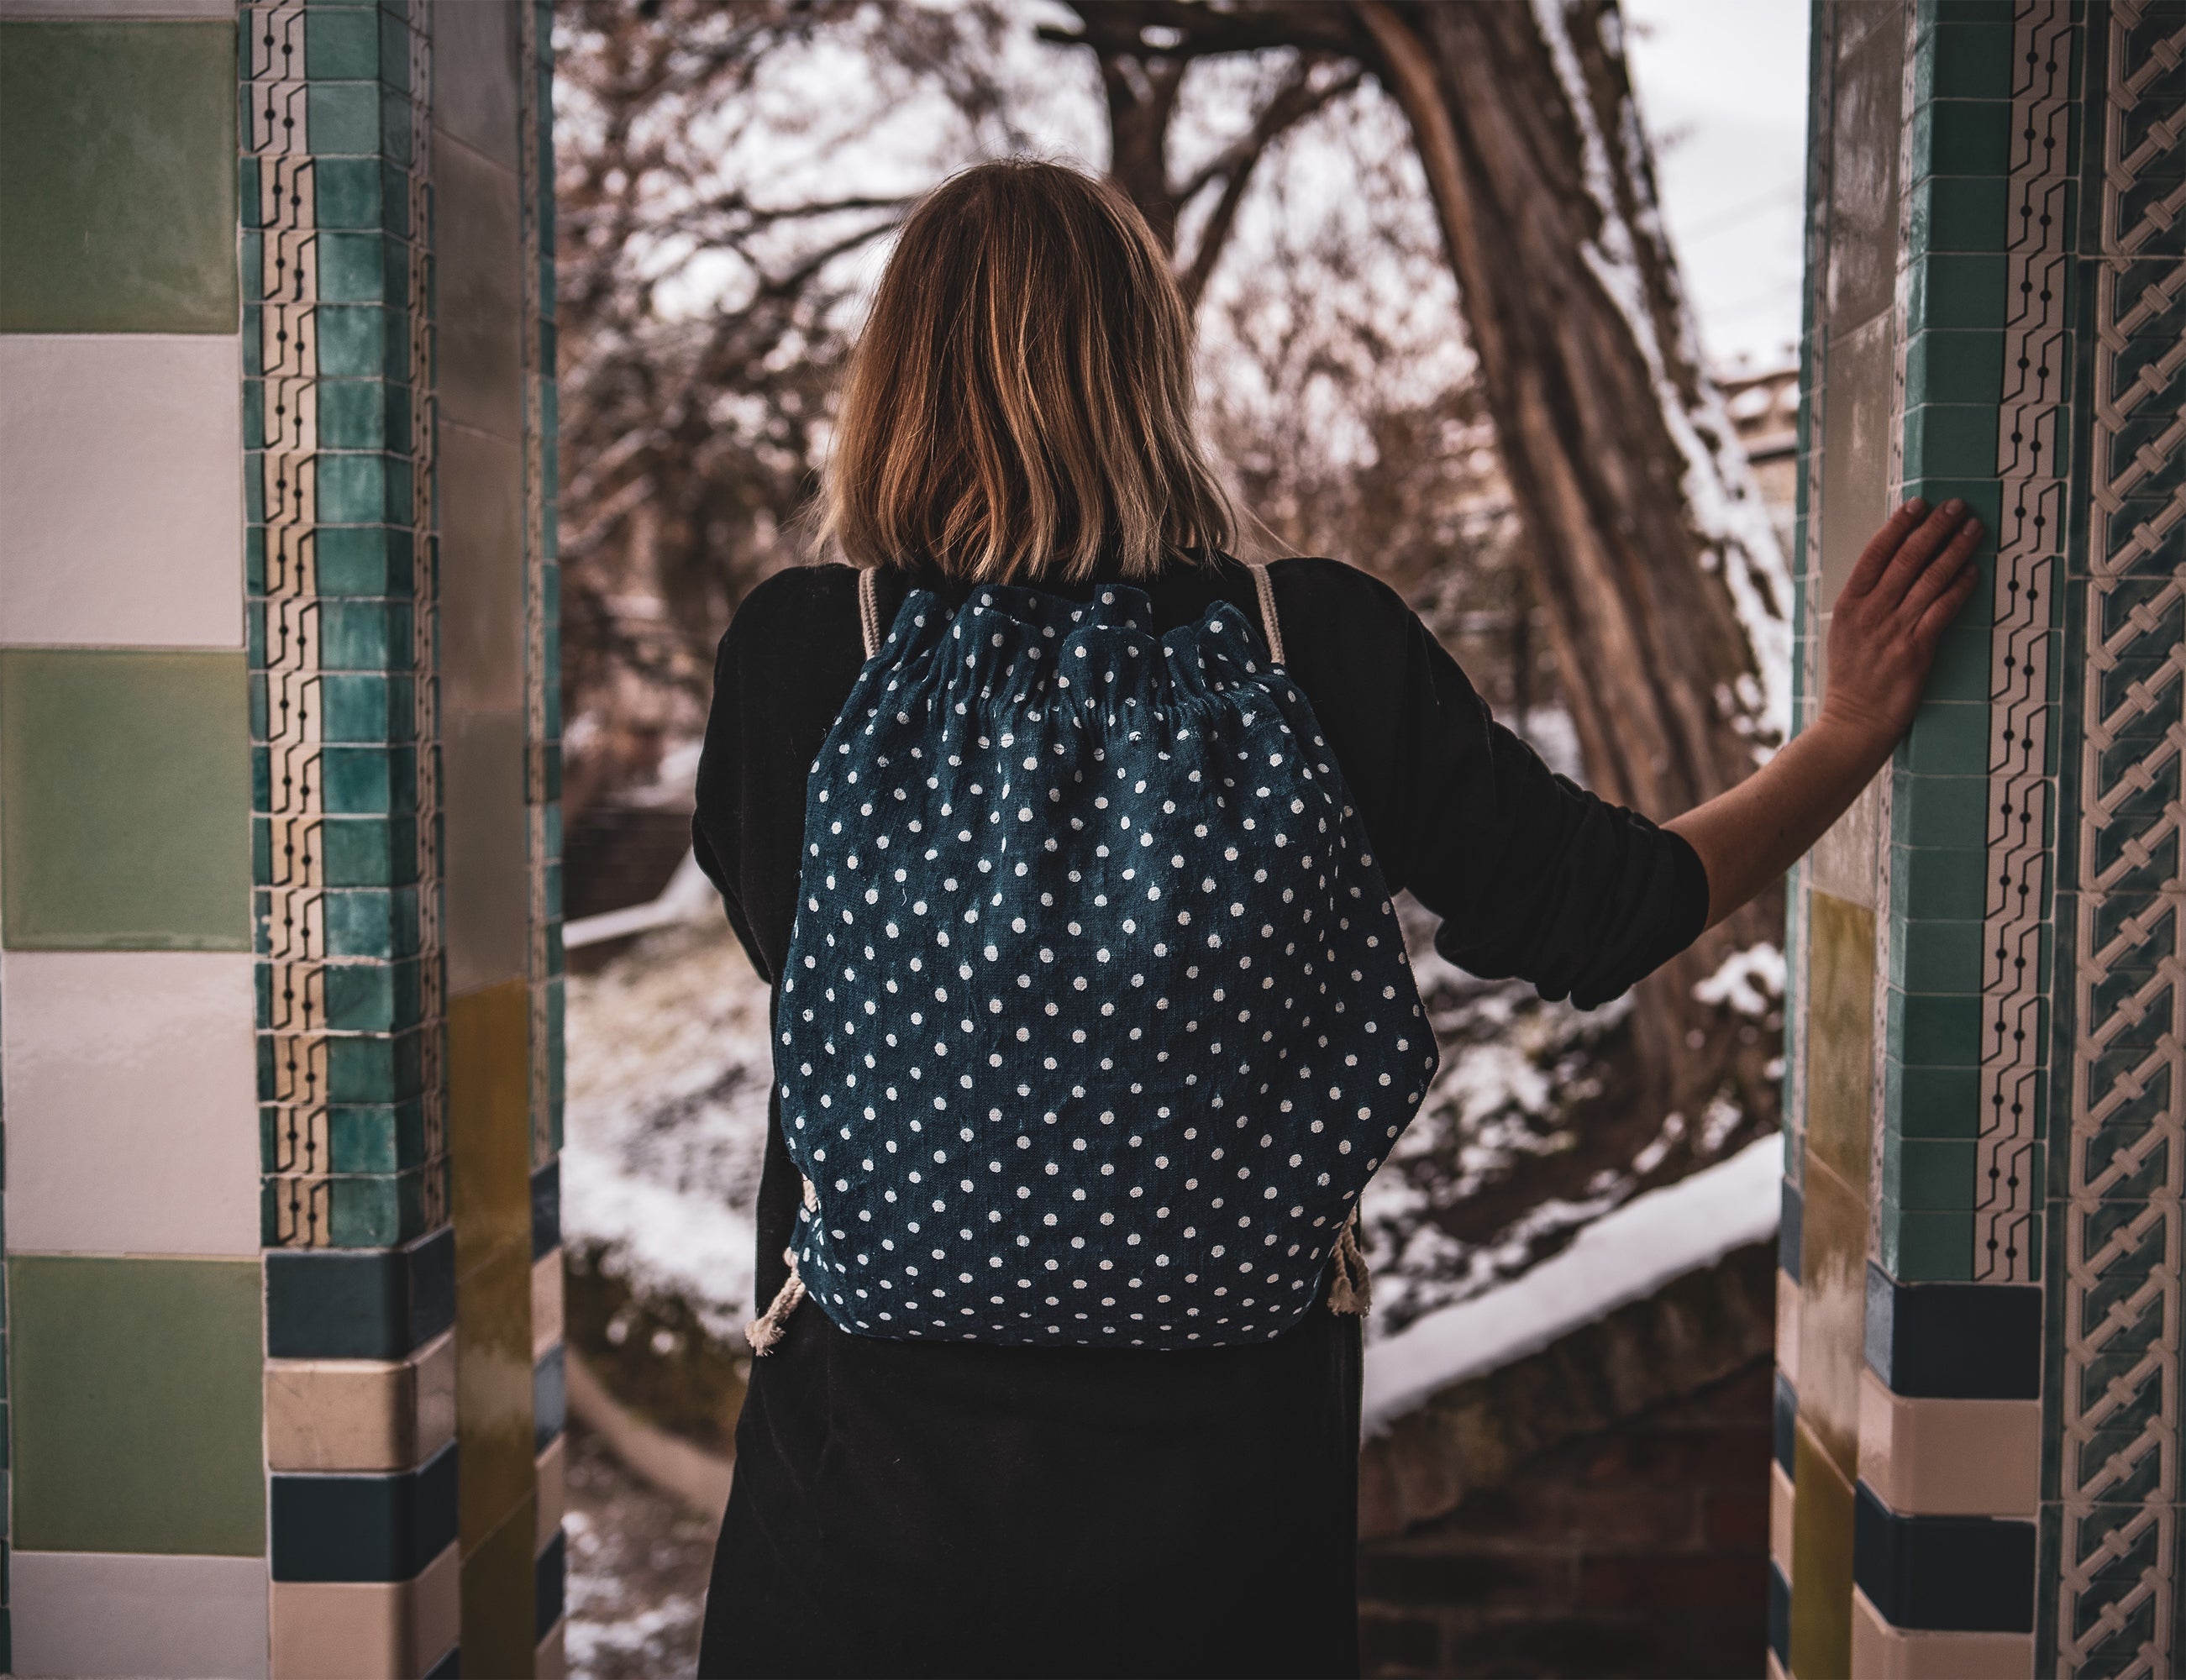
[691,553,1706,1677]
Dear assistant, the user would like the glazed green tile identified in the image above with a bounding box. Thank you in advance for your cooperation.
[1905,402,2005,478]
[1906,699,1992,774]
[313,157,386,230]
[1910,175,2010,255]
[317,955,423,1032]
[296,813,417,888]
[1910,96,2014,178]
[318,231,403,303]
[322,1098,431,1174]
[317,1027,425,1104]
[316,374,405,457]
[1893,773,1993,852]
[1906,328,2006,408]
[322,1166,431,1247]
[1914,20,2015,102]
[316,305,407,379]
[1892,1058,1983,1137]
[1893,988,1986,1067]
[544,859,563,921]
[0,22,238,333]
[1921,619,1994,702]
[306,6,384,78]
[318,454,414,526]
[1893,915,1986,994]
[1884,1133,1979,1211]
[316,674,407,743]
[10,1257,263,1554]
[1894,845,1988,921]
[311,526,415,597]
[1909,254,2008,333]
[1879,1203,1976,1281]
[318,884,421,958]
[379,8,413,91]
[1,652,250,950]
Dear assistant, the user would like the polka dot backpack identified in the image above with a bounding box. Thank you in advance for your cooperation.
[749,565,1439,1352]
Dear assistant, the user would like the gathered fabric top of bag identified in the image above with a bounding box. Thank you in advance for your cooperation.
[768,573,1438,1351]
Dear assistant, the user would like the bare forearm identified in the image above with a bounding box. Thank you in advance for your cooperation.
[1667,717,1891,930]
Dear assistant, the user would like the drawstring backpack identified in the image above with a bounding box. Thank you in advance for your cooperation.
[747,564,1437,1353]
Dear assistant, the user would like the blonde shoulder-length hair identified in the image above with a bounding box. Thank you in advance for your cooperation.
[818,157,1235,584]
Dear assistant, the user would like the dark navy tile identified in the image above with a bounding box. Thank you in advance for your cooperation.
[425,1640,460,1678]
[1768,1559,1790,1665]
[1774,1370,1799,1477]
[530,1159,560,1260]
[271,1438,456,1583]
[1863,1263,2041,1397]
[1780,1177,1805,1283]
[265,1224,453,1359]
[534,1529,565,1641]
[1852,1480,2035,1632]
[532,1346,565,1454]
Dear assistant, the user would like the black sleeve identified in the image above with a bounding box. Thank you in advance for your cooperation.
[1272,558,1708,1011]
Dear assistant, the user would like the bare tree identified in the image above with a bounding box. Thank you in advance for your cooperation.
[1042,0,1789,1128]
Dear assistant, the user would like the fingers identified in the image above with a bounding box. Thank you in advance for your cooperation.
[1844,499,1931,601]
[1915,548,1982,642]
[1902,515,1984,617]
[1873,499,1979,611]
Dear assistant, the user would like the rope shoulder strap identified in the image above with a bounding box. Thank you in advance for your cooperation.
[858,565,884,658]
[1251,560,1286,666]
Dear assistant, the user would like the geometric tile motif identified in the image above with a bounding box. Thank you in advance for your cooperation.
[2055,3,2186,1675]
[1978,0,2078,1285]
[249,0,448,1247]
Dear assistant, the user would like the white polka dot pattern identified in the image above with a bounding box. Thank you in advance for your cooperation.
[779,584,1438,1348]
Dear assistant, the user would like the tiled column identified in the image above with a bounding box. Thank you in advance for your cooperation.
[0,5,268,1675]
[1781,3,2184,1677]
[1,3,561,1675]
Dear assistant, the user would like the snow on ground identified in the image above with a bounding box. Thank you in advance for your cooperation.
[563,919,775,1341]
[1361,1130,1783,1436]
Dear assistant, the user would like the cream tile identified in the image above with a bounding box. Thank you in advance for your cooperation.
[265,1330,457,1473]
[13,1550,269,1678]
[0,334,243,648]
[533,1247,565,1360]
[1850,1587,2035,1678]
[2,949,257,1254]
[271,1539,460,1680]
[1857,1368,2041,1516]
[1769,1459,1795,1575]
[1777,1271,1803,1389]
[536,1432,567,1552]
[536,1615,569,1680]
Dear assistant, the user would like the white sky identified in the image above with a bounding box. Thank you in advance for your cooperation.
[1622,0,1811,371]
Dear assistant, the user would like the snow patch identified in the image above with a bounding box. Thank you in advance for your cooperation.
[1694,940,1787,1018]
[1361,1131,1783,1436]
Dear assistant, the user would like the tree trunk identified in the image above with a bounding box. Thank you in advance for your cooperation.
[1060,0,1793,1126]
[1348,0,1789,1121]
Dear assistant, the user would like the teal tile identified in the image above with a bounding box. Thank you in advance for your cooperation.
[316,305,407,379]
[316,453,412,523]
[327,1166,431,1247]
[1910,175,2009,254]
[317,232,400,304]
[0,21,239,333]
[1893,915,1986,993]
[315,673,409,743]
[319,885,420,958]
[1882,1133,1979,1211]
[1910,97,2013,178]
[378,8,413,92]
[1909,254,2007,333]
[1893,773,1992,851]
[1879,1204,1975,1282]
[1,652,251,951]
[306,7,383,78]
[10,1257,264,1554]
[319,955,423,1031]
[1905,328,2005,407]
[318,601,414,670]
[259,1028,423,1106]
[319,379,408,451]
[307,81,383,157]
[1893,988,1986,1067]
[315,744,420,815]
[1893,844,1988,921]
[313,156,387,229]
[1905,403,2002,477]
[1905,700,1991,775]
[1923,619,1994,702]
[311,526,414,597]
[1890,1059,1982,1137]
[318,814,420,888]
[1914,21,2015,102]
[321,1099,430,1174]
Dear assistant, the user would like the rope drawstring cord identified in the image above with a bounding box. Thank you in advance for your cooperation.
[1327,1209,1372,1318]
[746,1247,807,1357]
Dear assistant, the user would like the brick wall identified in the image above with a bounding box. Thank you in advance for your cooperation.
[1358,1358,1774,1678]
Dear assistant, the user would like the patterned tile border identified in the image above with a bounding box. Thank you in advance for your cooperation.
[2050,3,2186,1672]
[247,0,446,1250]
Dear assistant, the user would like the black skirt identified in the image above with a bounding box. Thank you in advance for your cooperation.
[696,1282,1364,1679]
